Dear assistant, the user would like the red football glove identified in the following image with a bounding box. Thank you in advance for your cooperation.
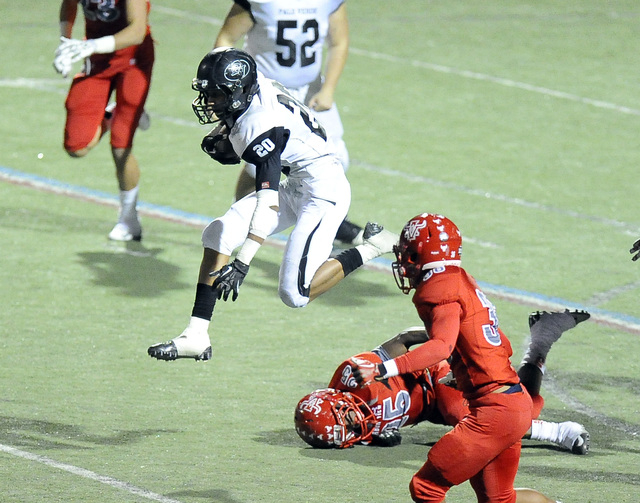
[350,357,382,387]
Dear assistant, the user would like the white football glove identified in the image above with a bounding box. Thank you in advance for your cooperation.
[53,37,75,78]
[62,39,98,64]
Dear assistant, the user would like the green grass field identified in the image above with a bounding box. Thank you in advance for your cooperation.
[1,1,639,501]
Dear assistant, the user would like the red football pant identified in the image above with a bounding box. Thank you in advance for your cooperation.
[410,389,533,503]
[64,35,154,151]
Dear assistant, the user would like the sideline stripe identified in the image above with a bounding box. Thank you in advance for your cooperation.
[2,165,640,335]
[3,74,638,235]
[0,444,184,503]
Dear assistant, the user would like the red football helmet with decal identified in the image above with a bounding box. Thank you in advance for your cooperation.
[294,388,376,448]
[392,213,462,294]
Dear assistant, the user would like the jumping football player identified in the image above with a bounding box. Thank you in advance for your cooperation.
[147,48,397,362]
[214,0,364,244]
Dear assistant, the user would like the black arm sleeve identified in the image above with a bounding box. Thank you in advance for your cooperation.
[242,126,289,192]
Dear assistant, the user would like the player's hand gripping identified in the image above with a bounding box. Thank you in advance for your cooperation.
[350,356,383,387]
[211,260,250,302]
[201,128,240,165]
[631,239,640,261]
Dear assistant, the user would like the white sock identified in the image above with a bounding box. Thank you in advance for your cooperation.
[355,242,379,263]
[530,420,560,443]
[187,316,210,333]
[118,186,139,225]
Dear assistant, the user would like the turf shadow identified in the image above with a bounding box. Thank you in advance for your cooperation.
[0,414,178,450]
[77,246,191,298]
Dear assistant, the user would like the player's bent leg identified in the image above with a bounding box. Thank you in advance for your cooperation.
[409,461,451,503]
[65,124,102,158]
[279,197,345,307]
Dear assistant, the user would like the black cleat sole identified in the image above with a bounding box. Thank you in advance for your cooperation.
[147,342,212,361]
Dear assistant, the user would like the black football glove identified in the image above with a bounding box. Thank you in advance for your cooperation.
[371,429,402,447]
[201,130,240,165]
[211,260,250,302]
[631,239,640,261]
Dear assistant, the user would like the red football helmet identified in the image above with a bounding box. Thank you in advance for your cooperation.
[392,213,462,294]
[294,388,376,448]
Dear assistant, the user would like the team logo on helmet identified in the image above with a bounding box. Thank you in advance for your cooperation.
[404,219,427,241]
[298,395,324,415]
[224,59,250,83]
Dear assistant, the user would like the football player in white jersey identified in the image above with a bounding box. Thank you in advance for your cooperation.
[147,48,398,362]
[214,0,364,244]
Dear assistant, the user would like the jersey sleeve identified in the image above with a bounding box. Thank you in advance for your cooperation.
[392,302,460,375]
[240,126,289,192]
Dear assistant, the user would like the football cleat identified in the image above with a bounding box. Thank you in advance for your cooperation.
[147,332,212,361]
[362,222,399,256]
[568,309,591,326]
[528,309,590,329]
[557,421,590,455]
[108,222,142,242]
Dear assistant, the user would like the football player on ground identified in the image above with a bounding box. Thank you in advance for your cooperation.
[295,309,590,455]
[147,48,397,362]
[349,213,563,503]
[53,0,154,242]
[214,0,365,244]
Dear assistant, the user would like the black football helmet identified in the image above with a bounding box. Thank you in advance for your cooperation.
[192,47,259,126]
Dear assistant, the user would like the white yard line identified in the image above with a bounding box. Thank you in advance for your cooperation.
[0,444,185,503]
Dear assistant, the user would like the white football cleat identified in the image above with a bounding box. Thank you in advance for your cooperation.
[147,329,212,361]
[108,222,142,242]
[558,421,590,455]
[362,222,399,256]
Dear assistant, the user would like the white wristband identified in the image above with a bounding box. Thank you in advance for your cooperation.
[382,359,399,378]
[236,237,262,265]
[93,35,116,54]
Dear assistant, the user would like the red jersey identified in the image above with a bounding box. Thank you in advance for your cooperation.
[329,352,457,438]
[393,266,520,399]
[80,0,151,39]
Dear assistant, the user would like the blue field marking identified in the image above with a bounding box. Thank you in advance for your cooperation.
[3,164,640,334]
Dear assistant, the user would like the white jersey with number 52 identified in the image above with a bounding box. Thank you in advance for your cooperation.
[243,0,344,88]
